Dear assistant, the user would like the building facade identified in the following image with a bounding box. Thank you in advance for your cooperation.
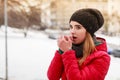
[40,0,120,35]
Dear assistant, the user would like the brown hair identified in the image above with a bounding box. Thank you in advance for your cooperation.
[78,32,96,65]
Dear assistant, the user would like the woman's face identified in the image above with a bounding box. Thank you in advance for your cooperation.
[69,21,87,44]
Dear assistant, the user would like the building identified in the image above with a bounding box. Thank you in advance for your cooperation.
[40,0,120,35]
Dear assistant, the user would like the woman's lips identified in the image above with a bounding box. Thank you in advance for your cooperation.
[69,35,77,41]
[72,36,77,40]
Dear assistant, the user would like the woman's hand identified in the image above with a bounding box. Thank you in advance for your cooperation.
[57,35,72,52]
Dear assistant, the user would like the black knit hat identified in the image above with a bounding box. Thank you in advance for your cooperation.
[69,8,104,36]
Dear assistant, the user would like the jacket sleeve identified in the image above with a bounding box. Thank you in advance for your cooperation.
[62,50,110,80]
[47,50,64,80]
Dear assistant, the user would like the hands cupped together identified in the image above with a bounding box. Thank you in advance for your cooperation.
[57,35,73,52]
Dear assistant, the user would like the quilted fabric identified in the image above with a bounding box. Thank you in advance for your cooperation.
[47,37,110,80]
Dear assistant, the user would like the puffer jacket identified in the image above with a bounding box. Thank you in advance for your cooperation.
[47,37,110,80]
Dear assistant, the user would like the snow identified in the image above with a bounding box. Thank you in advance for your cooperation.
[0,28,57,80]
[106,56,120,80]
[0,27,120,80]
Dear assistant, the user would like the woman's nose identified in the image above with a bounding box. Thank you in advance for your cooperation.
[70,28,76,34]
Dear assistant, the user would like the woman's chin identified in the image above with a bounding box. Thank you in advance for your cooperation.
[72,41,78,44]
[72,40,82,45]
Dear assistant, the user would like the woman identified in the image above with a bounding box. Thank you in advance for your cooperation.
[47,8,110,80]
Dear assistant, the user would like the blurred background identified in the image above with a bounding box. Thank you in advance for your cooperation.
[0,0,120,80]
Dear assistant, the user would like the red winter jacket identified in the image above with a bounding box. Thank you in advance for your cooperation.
[47,37,110,80]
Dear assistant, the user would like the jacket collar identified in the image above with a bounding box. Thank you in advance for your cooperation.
[95,37,107,52]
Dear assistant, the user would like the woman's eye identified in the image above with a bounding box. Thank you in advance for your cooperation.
[69,25,81,30]
[76,25,81,29]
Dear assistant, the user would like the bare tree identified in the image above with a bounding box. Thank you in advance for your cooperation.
[8,9,28,29]
[7,0,28,28]
[0,0,42,30]
[27,6,41,28]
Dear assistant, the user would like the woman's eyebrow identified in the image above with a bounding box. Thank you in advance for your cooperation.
[74,24,80,26]
[74,24,82,27]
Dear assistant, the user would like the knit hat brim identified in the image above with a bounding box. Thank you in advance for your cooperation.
[69,8,104,36]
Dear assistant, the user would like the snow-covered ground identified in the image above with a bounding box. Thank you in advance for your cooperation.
[0,27,120,80]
